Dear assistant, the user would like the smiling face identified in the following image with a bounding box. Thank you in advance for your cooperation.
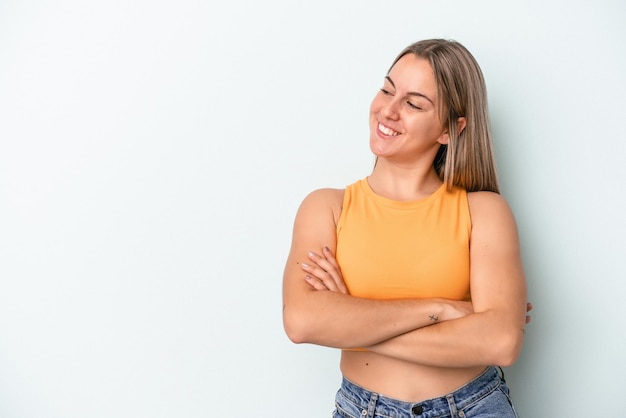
[369,53,448,166]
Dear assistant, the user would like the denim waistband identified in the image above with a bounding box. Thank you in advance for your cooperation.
[339,366,503,417]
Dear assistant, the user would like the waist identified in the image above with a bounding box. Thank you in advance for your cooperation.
[337,365,503,415]
[340,350,488,402]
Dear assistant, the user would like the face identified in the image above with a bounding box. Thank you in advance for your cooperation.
[369,54,448,164]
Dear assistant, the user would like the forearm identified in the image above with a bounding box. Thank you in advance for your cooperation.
[367,310,526,367]
[283,290,459,349]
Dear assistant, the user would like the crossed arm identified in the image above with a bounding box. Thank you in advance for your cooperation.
[282,188,529,367]
[282,188,472,348]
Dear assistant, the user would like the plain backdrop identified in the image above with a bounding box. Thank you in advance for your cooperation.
[1,1,625,417]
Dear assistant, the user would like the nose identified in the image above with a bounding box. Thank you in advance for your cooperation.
[381,97,400,120]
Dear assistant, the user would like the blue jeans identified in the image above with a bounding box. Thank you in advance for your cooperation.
[333,367,518,418]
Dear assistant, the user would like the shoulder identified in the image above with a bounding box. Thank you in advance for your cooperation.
[300,188,345,209]
[303,187,345,202]
[297,188,345,224]
[466,190,510,212]
[467,191,518,236]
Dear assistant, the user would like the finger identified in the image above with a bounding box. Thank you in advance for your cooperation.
[526,315,531,324]
[304,275,328,291]
[305,252,345,293]
[526,302,533,312]
[309,251,335,272]
[323,246,341,270]
[300,261,340,292]
[311,251,348,295]
[321,247,349,294]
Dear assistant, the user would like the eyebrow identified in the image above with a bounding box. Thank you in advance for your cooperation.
[385,76,434,105]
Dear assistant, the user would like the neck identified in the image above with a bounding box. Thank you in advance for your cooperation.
[368,157,443,201]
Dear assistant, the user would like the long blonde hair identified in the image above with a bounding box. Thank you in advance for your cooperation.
[389,39,500,193]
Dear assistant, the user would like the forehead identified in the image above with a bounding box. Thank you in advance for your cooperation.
[387,54,437,96]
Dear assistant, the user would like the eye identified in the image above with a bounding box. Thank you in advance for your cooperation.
[407,101,422,110]
[380,88,393,96]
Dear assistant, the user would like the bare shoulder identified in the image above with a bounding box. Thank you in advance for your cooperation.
[467,191,515,222]
[467,191,519,242]
[301,187,345,205]
[297,188,345,224]
[287,187,345,267]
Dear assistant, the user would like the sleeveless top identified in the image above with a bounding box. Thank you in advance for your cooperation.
[336,178,472,301]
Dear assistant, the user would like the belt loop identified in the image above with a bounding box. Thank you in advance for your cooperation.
[497,366,507,383]
[446,394,457,416]
[366,392,378,418]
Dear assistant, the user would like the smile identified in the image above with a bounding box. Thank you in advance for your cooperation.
[378,122,400,136]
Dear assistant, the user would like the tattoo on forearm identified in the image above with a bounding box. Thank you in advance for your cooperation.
[429,314,439,322]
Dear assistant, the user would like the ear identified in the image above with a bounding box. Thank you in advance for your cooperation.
[456,117,467,134]
[438,117,467,145]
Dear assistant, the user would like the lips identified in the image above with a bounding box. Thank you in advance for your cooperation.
[378,122,400,136]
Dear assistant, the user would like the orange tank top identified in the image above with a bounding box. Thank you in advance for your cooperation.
[336,178,471,301]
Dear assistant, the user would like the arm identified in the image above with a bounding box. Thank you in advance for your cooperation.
[366,192,528,367]
[282,188,472,349]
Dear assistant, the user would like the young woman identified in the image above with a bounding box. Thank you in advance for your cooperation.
[283,39,530,417]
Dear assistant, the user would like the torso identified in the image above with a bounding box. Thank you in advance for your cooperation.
[340,351,487,401]
[336,179,471,301]
[331,178,486,401]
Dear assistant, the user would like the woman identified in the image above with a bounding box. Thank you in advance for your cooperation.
[282,39,529,417]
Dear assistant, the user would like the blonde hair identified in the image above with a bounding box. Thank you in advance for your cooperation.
[389,39,500,193]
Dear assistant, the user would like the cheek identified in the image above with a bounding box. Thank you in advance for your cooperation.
[369,101,380,127]
[369,93,384,113]
[418,115,445,134]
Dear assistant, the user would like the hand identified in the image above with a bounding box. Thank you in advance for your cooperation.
[440,299,474,322]
[443,301,531,324]
[301,246,349,294]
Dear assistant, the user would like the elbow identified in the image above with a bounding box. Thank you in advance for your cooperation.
[283,306,312,344]
[490,329,525,367]
[284,322,307,345]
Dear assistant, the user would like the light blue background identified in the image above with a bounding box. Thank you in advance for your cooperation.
[1,1,624,416]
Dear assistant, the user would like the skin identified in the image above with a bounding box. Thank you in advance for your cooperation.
[282,54,530,401]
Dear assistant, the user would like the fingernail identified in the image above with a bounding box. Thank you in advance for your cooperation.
[323,246,330,252]
[308,251,315,257]
[301,262,309,268]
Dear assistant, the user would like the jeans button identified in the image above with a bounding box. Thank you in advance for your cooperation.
[412,405,423,415]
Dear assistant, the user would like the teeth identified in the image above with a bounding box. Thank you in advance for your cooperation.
[379,123,399,136]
